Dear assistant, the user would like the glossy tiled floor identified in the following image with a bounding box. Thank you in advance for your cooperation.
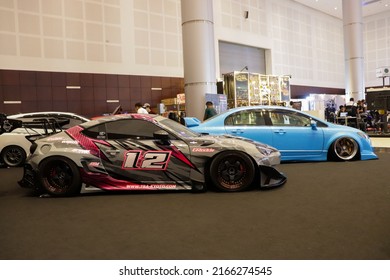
[370,137,390,148]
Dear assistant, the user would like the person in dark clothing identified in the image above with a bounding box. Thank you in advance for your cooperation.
[179,111,186,125]
[168,111,179,122]
[203,101,217,121]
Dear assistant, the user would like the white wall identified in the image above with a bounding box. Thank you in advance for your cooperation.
[0,0,389,89]
[363,12,390,87]
[0,0,184,77]
[213,0,345,89]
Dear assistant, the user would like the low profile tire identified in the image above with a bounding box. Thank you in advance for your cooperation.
[209,151,255,192]
[39,157,81,197]
[1,145,26,167]
[330,137,359,161]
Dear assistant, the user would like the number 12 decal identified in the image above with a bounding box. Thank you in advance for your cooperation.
[122,150,171,170]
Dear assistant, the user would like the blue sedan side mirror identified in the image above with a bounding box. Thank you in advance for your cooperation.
[310,120,317,130]
[184,117,201,127]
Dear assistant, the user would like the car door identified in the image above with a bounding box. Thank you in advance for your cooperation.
[268,109,324,160]
[224,109,273,145]
[93,118,192,189]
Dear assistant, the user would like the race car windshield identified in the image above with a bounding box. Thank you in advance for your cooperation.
[160,118,200,138]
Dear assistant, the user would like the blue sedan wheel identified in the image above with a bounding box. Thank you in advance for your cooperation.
[209,151,255,192]
[330,137,359,161]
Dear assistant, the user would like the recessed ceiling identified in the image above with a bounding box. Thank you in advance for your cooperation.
[293,0,390,19]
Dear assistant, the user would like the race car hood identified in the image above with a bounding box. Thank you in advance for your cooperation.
[184,133,281,166]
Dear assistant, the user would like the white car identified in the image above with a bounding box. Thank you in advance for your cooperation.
[8,111,90,129]
[0,116,64,167]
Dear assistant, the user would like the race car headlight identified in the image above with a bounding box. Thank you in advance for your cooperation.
[256,145,276,156]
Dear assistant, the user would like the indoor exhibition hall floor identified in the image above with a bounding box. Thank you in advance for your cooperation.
[370,136,390,148]
[0,146,389,260]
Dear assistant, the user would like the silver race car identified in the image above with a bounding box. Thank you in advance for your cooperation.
[19,114,286,196]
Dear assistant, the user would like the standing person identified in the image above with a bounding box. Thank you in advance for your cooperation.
[135,102,148,114]
[357,100,365,114]
[203,101,217,121]
[168,111,179,122]
[346,97,356,106]
[179,111,186,125]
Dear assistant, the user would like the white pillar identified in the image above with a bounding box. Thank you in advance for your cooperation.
[181,0,217,120]
[342,0,365,102]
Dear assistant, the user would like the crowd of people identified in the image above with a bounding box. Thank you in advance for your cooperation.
[133,101,187,125]
[325,97,389,132]
[131,101,217,125]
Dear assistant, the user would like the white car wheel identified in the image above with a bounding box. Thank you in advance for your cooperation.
[1,145,26,167]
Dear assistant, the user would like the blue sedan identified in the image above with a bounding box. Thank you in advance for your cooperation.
[185,106,377,162]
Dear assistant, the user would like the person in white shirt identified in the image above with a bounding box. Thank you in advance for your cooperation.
[135,102,148,114]
[346,97,357,106]
[143,103,151,113]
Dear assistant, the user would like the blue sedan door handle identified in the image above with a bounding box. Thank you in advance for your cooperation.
[274,129,286,135]
[231,129,243,134]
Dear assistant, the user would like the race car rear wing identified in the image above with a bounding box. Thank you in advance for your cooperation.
[0,113,69,135]
[0,113,23,134]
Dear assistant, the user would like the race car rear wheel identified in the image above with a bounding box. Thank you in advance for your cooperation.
[209,151,255,192]
[329,137,359,161]
[39,157,81,197]
[1,145,26,167]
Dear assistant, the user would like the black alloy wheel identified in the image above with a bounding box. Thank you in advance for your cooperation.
[209,151,255,192]
[1,145,26,167]
[39,157,81,196]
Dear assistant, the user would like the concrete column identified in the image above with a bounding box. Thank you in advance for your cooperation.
[181,0,217,120]
[342,0,365,102]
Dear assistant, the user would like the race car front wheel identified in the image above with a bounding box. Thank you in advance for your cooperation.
[39,157,82,197]
[209,151,255,192]
[1,145,26,167]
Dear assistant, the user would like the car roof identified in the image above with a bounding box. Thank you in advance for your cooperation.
[225,105,298,112]
[8,111,90,121]
[80,113,159,128]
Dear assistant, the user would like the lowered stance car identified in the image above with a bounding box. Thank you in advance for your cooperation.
[19,114,286,197]
[185,106,378,162]
[8,111,90,129]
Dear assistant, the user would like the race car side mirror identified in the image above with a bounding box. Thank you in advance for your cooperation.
[154,130,171,145]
